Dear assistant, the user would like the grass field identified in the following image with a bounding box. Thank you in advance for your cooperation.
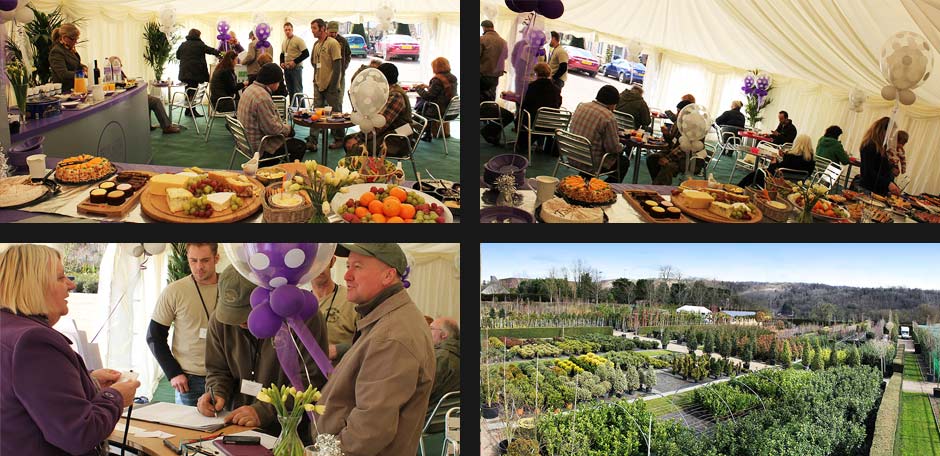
[904,354,925,382]
[637,349,674,357]
[897,392,940,456]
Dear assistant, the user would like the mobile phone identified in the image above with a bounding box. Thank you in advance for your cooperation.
[221,435,262,445]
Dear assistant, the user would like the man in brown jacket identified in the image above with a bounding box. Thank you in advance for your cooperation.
[480,20,508,102]
[197,266,328,443]
[314,243,435,456]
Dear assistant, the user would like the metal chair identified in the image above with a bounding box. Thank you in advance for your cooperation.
[479,101,506,147]
[382,113,428,180]
[613,110,636,131]
[425,96,460,156]
[419,391,460,456]
[441,406,460,456]
[518,107,572,162]
[290,92,307,109]
[204,86,236,142]
[813,158,843,192]
[272,95,289,123]
[225,115,288,169]
[552,129,619,180]
[170,82,208,134]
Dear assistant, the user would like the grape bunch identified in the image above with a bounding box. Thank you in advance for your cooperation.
[229,195,244,211]
[183,195,214,218]
[414,203,446,224]
[187,177,228,197]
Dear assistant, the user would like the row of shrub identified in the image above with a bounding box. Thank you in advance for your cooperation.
[869,373,902,456]
[490,334,661,360]
[484,326,613,339]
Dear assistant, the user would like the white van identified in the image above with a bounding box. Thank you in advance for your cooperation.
[901,326,911,339]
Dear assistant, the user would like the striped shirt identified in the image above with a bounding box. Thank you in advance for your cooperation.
[236,82,291,154]
[569,100,621,170]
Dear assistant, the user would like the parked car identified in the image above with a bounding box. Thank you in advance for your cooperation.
[599,58,646,85]
[343,34,368,58]
[564,45,600,77]
[375,34,420,61]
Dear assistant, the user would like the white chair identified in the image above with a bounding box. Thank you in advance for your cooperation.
[225,115,288,169]
[290,92,307,109]
[419,391,459,456]
[425,96,460,156]
[613,110,636,131]
[707,125,745,175]
[441,406,460,456]
[170,82,209,134]
[813,158,844,192]
[382,113,429,180]
[552,129,620,181]
[518,107,572,162]
[204,87,236,142]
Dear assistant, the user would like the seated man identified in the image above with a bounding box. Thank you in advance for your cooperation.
[148,96,181,134]
[427,317,460,430]
[615,85,651,130]
[568,85,629,182]
[770,110,797,145]
[198,266,328,443]
[236,63,305,162]
[344,63,415,157]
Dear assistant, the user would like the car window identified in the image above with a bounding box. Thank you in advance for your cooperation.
[345,35,365,45]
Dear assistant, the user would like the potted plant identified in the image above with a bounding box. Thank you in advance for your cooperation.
[481,335,499,419]
[143,20,179,82]
[21,6,81,84]
[506,437,539,456]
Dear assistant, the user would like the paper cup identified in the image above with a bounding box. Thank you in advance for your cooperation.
[27,154,47,179]
[535,175,559,204]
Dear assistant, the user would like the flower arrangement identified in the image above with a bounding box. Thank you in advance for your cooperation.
[257,384,338,456]
[791,180,830,223]
[6,59,30,122]
[286,161,361,223]
[742,70,773,128]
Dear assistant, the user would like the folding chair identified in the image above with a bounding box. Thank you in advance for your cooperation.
[225,115,289,169]
[518,107,572,162]
[813,160,844,192]
[552,129,619,181]
[204,86,236,142]
[441,406,460,456]
[382,113,428,180]
[170,82,208,134]
[426,96,460,156]
[419,391,460,456]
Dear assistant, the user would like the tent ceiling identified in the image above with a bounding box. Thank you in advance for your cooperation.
[30,0,458,17]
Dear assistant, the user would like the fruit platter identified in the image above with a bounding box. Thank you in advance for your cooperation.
[139,168,263,223]
[555,175,617,206]
[337,156,402,184]
[787,193,851,222]
[331,183,453,223]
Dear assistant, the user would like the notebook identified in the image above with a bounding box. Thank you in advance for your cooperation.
[213,440,274,456]
[130,402,228,432]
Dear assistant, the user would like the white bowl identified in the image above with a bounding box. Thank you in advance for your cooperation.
[330,183,454,223]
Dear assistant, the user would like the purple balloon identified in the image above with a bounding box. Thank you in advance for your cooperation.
[256,40,271,50]
[217,34,230,41]
[218,21,229,34]
[537,0,565,19]
[516,0,540,12]
[270,284,304,318]
[0,0,17,12]
[505,0,523,13]
[248,303,282,338]
[255,23,271,41]
[245,243,319,289]
[296,290,319,321]
[250,287,270,309]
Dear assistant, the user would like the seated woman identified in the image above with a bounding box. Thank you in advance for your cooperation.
[516,62,563,153]
[48,23,87,93]
[0,244,141,455]
[344,63,415,157]
[859,116,901,196]
[210,51,244,113]
[738,134,815,188]
[414,57,458,141]
[815,125,849,165]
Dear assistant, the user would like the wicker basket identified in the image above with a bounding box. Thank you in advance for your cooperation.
[262,182,315,223]
[755,196,793,222]
[745,186,778,202]
[337,156,400,184]
[766,177,796,197]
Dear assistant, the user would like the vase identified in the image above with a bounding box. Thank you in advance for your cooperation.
[13,84,28,125]
[796,203,814,223]
[274,415,305,456]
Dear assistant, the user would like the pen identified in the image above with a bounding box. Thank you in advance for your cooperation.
[208,385,218,418]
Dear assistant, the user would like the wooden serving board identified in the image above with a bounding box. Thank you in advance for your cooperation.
[672,196,763,224]
[622,190,691,223]
[139,178,264,223]
[76,171,157,218]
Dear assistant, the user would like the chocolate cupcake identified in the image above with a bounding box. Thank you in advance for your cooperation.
[116,183,134,195]
[106,190,126,206]
[89,188,108,204]
[660,201,674,208]
[98,181,116,191]
[651,206,666,219]
[643,200,659,212]
[666,207,682,219]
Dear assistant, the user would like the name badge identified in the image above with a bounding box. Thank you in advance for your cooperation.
[240,379,263,396]
[199,328,208,339]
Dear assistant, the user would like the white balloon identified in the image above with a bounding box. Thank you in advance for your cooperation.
[483,4,498,20]
[131,245,146,258]
[370,113,386,128]
[349,111,363,124]
[692,140,704,151]
[358,117,375,132]
[679,136,690,147]
[881,85,898,101]
[14,6,33,23]
[899,89,916,105]
[0,10,15,23]
[143,243,167,255]
[880,31,933,92]
[350,68,389,117]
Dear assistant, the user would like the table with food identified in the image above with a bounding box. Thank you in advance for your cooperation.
[290,108,355,164]
[0,154,460,223]
[620,129,670,184]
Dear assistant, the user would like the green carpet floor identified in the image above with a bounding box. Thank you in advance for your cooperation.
[480,125,746,186]
[149,103,460,182]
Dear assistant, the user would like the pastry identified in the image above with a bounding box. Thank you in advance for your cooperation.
[115,183,133,195]
[106,190,126,206]
[650,206,666,219]
[54,155,113,183]
[557,175,616,204]
[98,181,116,191]
[540,197,604,223]
[0,176,48,208]
[89,188,108,204]
[643,200,659,212]
[666,207,682,219]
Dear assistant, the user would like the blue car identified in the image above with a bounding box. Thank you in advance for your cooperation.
[599,58,646,85]
[343,34,368,58]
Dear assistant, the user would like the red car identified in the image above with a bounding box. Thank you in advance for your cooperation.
[376,34,420,61]
[565,45,600,77]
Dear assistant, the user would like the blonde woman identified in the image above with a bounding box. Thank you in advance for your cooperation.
[0,244,140,455]
[738,134,816,187]
[49,23,87,92]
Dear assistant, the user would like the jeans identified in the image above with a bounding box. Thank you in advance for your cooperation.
[174,374,206,406]
[284,66,304,107]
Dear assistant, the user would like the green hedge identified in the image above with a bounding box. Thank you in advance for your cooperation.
[870,373,902,456]
[483,326,613,339]
[893,343,905,374]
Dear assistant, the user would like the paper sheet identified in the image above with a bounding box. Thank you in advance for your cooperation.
[130,402,229,432]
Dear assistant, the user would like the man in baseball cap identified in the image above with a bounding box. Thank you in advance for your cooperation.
[314,243,435,455]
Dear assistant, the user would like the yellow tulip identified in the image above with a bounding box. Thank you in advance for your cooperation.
[257,391,271,403]
[312,391,322,402]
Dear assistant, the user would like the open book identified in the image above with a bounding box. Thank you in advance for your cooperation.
[130,402,229,432]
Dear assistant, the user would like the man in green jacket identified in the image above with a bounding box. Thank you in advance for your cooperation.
[426,317,460,432]
[816,125,850,165]
[615,85,652,130]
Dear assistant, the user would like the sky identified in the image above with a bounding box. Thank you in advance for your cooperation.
[481,243,940,290]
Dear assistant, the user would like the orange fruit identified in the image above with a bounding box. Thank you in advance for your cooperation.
[387,216,404,223]
[405,218,415,223]
[399,203,416,220]
[359,191,376,206]
[383,198,402,217]
[354,206,370,218]
[371,213,386,223]
[389,187,408,202]
[368,199,385,214]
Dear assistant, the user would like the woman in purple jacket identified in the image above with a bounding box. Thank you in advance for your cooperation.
[0,244,140,455]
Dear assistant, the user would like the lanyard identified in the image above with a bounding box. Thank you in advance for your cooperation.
[191,275,214,321]
[324,285,339,320]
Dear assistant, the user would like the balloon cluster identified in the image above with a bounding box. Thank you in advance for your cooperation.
[349,68,390,134]
[742,71,772,108]
[376,3,395,31]
[880,31,933,106]
[255,22,272,50]
[0,0,35,24]
[848,88,866,113]
[217,19,231,46]
[676,103,711,155]
[505,0,565,19]
[158,7,177,38]
[510,13,546,97]
[483,4,499,20]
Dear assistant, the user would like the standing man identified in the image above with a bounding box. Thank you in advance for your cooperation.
[314,244,435,455]
[480,20,508,102]
[146,243,220,406]
[328,20,352,150]
[311,256,358,364]
[547,31,569,90]
[280,22,309,108]
[177,29,222,117]
[307,18,343,153]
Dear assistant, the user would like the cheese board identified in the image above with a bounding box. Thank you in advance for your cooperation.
[139,175,264,223]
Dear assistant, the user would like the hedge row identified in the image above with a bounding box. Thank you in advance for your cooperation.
[870,372,902,456]
[893,343,905,374]
[483,326,613,339]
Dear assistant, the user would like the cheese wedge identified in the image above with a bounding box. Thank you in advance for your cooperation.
[206,192,235,211]
[167,188,193,213]
[708,201,734,218]
[176,171,201,179]
[677,190,714,209]
[149,174,190,196]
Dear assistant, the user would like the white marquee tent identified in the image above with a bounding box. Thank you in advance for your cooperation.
[483,0,940,194]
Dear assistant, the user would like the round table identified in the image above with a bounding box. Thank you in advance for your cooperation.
[292,116,355,164]
[738,130,773,148]
[621,136,671,184]
[150,81,186,121]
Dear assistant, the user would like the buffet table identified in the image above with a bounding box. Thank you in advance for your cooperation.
[11,84,152,164]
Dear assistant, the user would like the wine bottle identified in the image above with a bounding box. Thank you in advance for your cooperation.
[93,60,100,85]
